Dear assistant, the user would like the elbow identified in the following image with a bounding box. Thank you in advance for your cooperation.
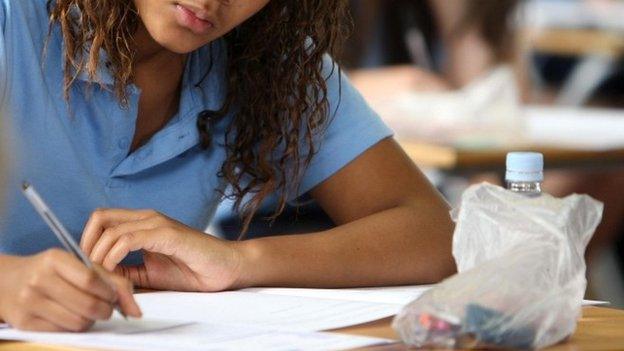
[425,224,457,284]
[425,254,457,284]
[410,203,457,284]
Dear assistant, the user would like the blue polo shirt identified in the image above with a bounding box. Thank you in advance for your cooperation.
[0,0,393,256]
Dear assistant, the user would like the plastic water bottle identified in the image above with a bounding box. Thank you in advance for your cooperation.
[505,152,543,196]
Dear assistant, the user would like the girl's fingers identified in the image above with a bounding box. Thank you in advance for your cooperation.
[32,296,94,332]
[89,218,160,264]
[116,265,151,289]
[99,270,143,318]
[48,250,116,303]
[90,229,124,265]
[81,209,154,255]
[102,229,177,272]
[16,316,66,333]
[35,272,113,321]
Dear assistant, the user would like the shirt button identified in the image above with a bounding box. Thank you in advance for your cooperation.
[118,138,130,150]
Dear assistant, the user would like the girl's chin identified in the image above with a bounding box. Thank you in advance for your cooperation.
[153,31,212,54]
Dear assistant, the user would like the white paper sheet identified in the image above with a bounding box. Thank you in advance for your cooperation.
[245,285,606,307]
[89,316,194,334]
[0,319,391,351]
[244,284,434,305]
[0,317,192,335]
[134,290,399,332]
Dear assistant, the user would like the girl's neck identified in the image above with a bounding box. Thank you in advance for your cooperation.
[129,24,188,152]
[133,24,187,79]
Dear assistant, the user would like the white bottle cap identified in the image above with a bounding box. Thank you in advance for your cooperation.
[505,152,544,182]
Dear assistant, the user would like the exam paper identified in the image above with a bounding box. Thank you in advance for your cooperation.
[134,290,399,332]
[89,316,194,334]
[0,319,391,351]
[0,318,191,335]
[0,317,192,335]
[245,285,606,307]
[244,284,433,305]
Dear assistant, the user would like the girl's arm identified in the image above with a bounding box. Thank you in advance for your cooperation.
[81,138,456,290]
[235,138,455,287]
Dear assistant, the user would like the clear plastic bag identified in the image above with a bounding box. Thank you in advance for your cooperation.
[393,183,603,349]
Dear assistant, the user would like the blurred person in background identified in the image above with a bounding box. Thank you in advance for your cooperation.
[344,0,526,96]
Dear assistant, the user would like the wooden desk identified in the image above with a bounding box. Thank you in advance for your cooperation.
[399,140,624,174]
[529,28,624,58]
[2,307,623,350]
[340,307,624,351]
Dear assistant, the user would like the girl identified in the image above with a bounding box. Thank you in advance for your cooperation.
[0,0,455,332]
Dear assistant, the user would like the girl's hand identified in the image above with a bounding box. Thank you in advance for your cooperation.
[80,209,244,292]
[0,250,141,332]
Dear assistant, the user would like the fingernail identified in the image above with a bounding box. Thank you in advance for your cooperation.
[133,302,143,318]
[132,308,143,318]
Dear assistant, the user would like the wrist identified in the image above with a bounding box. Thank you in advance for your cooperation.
[228,239,264,289]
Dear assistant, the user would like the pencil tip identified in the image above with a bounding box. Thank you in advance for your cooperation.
[22,181,30,191]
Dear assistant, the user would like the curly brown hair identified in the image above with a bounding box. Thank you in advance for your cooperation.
[47,1,350,235]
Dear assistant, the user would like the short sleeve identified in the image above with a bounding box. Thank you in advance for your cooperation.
[294,55,394,197]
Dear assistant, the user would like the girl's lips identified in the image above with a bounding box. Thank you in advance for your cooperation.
[174,4,214,35]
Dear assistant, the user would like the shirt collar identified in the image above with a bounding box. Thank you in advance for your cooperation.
[109,40,231,177]
[72,39,226,105]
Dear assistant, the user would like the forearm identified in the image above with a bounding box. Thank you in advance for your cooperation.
[235,202,456,288]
